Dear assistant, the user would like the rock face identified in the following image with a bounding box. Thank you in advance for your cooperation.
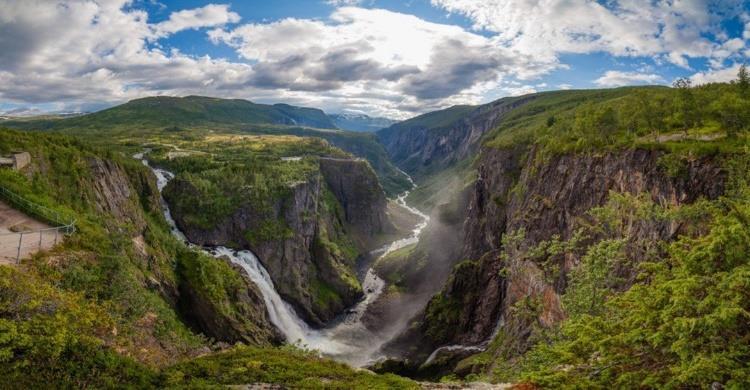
[88,157,151,232]
[165,158,394,326]
[86,156,280,346]
[377,96,534,180]
[402,146,727,363]
[319,158,393,244]
[178,255,283,345]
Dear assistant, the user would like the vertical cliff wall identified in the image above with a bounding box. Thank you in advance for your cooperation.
[397,146,727,368]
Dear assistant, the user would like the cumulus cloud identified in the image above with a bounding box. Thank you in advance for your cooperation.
[208,7,559,113]
[690,64,743,85]
[154,4,240,36]
[0,0,252,106]
[430,0,746,68]
[594,71,664,87]
[0,0,748,118]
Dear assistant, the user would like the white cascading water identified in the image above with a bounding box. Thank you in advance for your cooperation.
[135,151,429,366]
[422,292,507,366]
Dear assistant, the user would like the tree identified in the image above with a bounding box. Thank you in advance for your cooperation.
[713,93,749,138]
[595,106,618,139]
[673,77,698,130]
[738,63,749,98]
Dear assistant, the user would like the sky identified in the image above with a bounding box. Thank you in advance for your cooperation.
[0,0,749,119]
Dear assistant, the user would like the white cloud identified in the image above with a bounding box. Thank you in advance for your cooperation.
[0,0,251,106]
[0,1,747,118]
[154,4,240,36]
[430,0,746,68]
[594,71,664,87]
[208,7,559,113]
[690,64,742,85]
[0,2,560,117]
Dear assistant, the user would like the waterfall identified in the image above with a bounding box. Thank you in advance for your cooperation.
[422,310,507,366]
[210,247,312,344]
[423,345,485,366]
[135,151,428,366]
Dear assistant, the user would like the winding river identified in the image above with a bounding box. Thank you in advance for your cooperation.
[135,152,428,366]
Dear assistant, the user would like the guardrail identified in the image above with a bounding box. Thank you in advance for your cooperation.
[0,186,76,264]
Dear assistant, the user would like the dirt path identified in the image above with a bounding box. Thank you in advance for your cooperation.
[0,200,59,265]
[641,132,725,143]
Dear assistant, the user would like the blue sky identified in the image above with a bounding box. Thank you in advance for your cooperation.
[1,0,748,118]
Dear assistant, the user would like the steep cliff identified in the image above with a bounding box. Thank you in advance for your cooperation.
[164,157,394,326]
[318,157,394,246]
[377,96,534,180]
[400,146,727,370]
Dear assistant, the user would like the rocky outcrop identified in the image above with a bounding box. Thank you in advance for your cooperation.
[87,157,150,232]
[402,146,727,364]
[165,158,394,326]
[319,158,394,244]
[377,96,535,180]
[84,156,281,346]
[178,254,282,345]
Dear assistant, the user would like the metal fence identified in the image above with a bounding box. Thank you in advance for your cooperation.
[0,186,76,264]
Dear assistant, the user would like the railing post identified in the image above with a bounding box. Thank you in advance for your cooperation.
[16,232,23,264]
[39,230,43,248]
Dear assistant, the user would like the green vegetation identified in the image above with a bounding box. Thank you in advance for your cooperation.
[155,134,343,230]
[0,128,417,387]
[245,218,294,246]
[461,155,750,388]
[514,190,750,388]
[0,266,160,388]
[422,259,480,343]
[486,80,750,156]
[163,345,418,389]
[0,129,205,369]
[374,244,418,288]
[424,75,750,387]
[231,125,411,196]
[151,134,365,319]
[381,105,476,133]
[2,95,411,196]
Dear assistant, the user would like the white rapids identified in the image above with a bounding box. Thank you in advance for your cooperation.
[135,151,429,366]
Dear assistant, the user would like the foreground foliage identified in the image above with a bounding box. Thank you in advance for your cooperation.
[473,155,750,388]
[164,345,418,389]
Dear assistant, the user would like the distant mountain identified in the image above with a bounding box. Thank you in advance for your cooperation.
[23,96,338,130]
[0,107,86,119]
[328,113,397,132]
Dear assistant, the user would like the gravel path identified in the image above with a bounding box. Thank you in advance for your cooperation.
[0,200,57,265]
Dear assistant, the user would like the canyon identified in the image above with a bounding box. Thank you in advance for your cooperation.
[2,82,749,388]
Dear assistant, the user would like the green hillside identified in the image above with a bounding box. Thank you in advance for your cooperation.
[484,83,746,153]
[379,104,476,136]
[1,96,411,196]
[4,95,337,131]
